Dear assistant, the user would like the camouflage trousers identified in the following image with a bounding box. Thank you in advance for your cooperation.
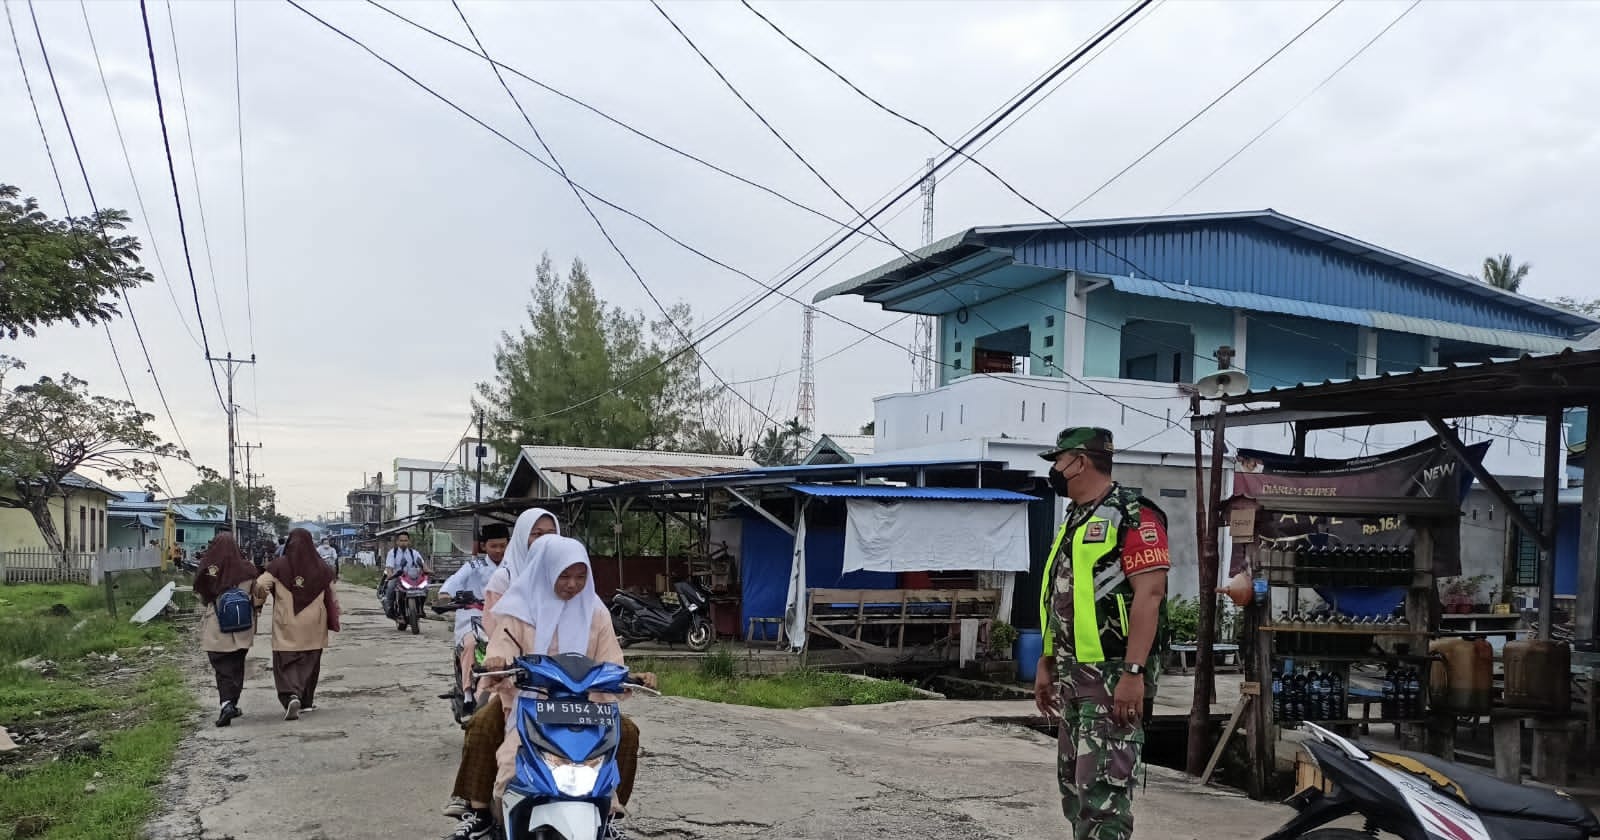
[1056,660,1159,840]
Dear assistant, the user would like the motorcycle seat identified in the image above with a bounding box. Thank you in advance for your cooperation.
[1373,750,1599,828]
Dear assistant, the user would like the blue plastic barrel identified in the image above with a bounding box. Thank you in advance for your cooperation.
[1016,630,1044,682]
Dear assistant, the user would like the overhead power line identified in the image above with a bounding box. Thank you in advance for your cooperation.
[448,0,789,432]
[23,0,193,466]
[162,0,231,350]
[291,0,1152,425]
[749,0,1379,375]
[653,0,1205,434]
[363,0,892,249]
[78,0,200,350]
[138,0,228,412]
[6,0,69,211]
[1166,0,1421,207]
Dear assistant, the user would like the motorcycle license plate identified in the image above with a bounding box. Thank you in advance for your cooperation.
[534,700,615,727]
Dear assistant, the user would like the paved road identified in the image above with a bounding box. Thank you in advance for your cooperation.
[149,581,1290,839]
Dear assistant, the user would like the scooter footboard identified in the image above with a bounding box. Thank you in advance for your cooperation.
[502,792,601,840]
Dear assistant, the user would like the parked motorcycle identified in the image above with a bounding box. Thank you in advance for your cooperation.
[480,653,655,840]
[610,579,714,651]
[392,571,430,635]
[432,593,489,727]
[1265,721,1600,840]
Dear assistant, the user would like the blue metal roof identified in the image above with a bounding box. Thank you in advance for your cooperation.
[788,484,1034,502]
[818,210,1598,337]
[1108,276,1579,352]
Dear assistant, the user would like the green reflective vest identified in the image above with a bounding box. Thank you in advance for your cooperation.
[1039,488,1168,664]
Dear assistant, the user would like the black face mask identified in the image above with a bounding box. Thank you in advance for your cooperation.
[1047,466,1073,498]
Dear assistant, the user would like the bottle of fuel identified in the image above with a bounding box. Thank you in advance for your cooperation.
[1328,670,1346,720]
[1305,669,1324,722]
[1272,669,1285,721]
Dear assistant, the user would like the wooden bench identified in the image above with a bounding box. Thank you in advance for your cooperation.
[805,588,1000,659]
[745,617,786,647]
[1491,708,1583,785]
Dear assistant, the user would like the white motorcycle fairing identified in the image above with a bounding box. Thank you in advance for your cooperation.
[502,791,602,840]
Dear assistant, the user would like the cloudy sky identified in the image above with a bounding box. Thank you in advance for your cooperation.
[6,0,1598,517]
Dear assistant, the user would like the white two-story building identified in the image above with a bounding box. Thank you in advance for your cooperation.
[818,210,1600,598]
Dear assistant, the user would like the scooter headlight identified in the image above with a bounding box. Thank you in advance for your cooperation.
[540,751,602,797]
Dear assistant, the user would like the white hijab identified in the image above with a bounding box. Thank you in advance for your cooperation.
[490,535,603,656]
[487,507,561,596]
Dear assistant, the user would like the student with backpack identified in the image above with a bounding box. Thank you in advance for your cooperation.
[196,533,263,727]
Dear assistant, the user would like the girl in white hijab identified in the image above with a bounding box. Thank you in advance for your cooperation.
[483,507,560,616]
[483,535,626,802]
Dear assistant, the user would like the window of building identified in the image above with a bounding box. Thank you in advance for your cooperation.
[1045,315,1056,328]
[175,528,187,544]
[1119,320,1194,384]
[79,507,87,552]
[974,325,1031,375]
[1043,334,1054,348]
[1159,488,1188,498]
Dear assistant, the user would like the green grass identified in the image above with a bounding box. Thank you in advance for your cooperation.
[0,583,195,839]
[0,580,179,669]
[339,564,383,589]
[633,650,925,710]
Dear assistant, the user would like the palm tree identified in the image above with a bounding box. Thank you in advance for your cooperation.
[1482,254,1531,293]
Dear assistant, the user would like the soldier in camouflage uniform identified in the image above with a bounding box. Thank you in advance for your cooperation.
[1032,428,1171,840]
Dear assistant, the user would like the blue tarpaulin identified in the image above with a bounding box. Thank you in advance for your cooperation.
[739,517,894,640]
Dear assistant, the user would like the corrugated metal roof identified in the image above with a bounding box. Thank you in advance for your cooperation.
[813,230,985,304]
[789,484,1034,502]
[548,464,737,483]
[822,210,1597,336]
[1218,349,1600,418]
[1581,329,1600,350]
[1108,275,1368,325]
[516,446,757,471]
[1108,276,1579,352]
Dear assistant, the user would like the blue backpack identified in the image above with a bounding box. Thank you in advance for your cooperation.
[216,588,254,634]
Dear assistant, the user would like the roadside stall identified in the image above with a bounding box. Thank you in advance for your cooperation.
[1191,348,1600,796]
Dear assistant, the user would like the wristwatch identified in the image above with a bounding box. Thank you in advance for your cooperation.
[1120,662,1146,676]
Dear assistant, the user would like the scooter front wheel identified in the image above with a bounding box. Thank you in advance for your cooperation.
[686,617,714,652]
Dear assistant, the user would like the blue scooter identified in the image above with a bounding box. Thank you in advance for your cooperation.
[481,653,653,840]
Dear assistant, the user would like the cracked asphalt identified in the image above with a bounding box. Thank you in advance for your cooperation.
[147,581,1290,839]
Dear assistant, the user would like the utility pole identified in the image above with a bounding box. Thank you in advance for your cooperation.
[473,410,486,551]
[207,353,256,535]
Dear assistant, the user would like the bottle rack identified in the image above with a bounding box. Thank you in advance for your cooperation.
[1240,494,1453,794]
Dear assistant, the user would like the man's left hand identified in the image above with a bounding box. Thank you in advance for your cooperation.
[636,672,658,690]
[1112,672,1145,728]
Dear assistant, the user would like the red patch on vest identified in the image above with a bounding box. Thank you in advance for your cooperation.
[1084,522,1107,543]
[1140,524,1160,546]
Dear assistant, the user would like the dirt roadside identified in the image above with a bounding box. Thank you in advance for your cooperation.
[147,581,1290,839]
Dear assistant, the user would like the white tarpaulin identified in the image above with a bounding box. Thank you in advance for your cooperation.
[843,499,1029,574]
[782,510,809,651]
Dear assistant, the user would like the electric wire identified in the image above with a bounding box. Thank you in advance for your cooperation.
[232,0,265,454]
[652,0,1198,433]
[750,0,1424,381]
[6,0,69,212]
[138,0,229,412]
[1165,0,1421,209]
[18,0,186,491]
[290,0,1154,425]
[78,0,200,350]
[363,0,892,249]
[27,0,193,455]
[449,0,790,432]
[162,0,231,350]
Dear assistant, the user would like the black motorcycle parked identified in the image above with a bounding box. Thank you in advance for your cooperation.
[1266,721,1600,840]
[611,578,715,651]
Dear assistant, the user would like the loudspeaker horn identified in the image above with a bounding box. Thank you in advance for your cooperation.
[1195,368,1250,399]
[1221,572,1254,607]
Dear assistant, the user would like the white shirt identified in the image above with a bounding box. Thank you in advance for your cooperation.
[440,557,495,645]
[385,548,426,575]
[316,545,337,566]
